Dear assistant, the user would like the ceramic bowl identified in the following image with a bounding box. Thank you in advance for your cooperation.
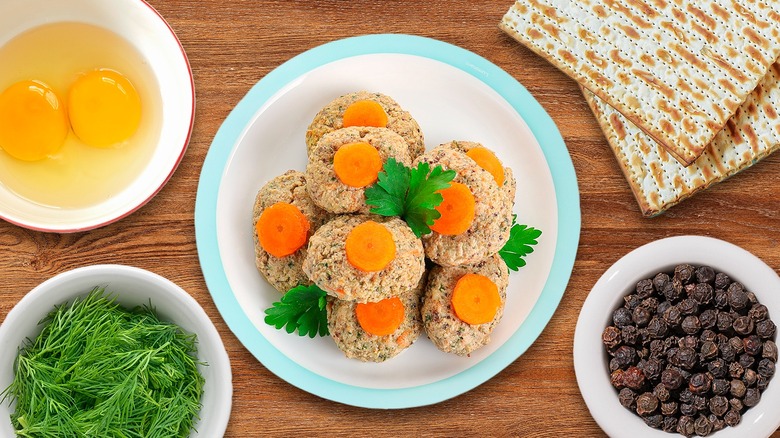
[574,235,780,438]
[0,265,232,437]
[0,0,194,232]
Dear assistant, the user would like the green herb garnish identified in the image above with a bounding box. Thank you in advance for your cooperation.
[365,158,456,237]
[1,287,205,438]
[499,214,542,271]
[264,284,329,338]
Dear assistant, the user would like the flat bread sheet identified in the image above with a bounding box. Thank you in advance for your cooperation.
[583,62,780,217]
[501,0,780,166]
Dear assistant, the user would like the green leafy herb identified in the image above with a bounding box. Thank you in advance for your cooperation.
[499,215,542,271]
[1,287,205,438]
[365,158,456,237]
[264,284,329,338]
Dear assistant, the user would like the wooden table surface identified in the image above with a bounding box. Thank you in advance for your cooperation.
[2,1,780,437]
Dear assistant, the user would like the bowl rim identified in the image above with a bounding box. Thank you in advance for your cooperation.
[0,264,232,437]
[0,0,195,233]
[573,235,780,438]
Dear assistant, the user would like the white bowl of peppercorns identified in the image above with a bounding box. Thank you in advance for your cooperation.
[574,236,779,438]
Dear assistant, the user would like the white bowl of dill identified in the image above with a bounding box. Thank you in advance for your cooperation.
[0,264,232,437]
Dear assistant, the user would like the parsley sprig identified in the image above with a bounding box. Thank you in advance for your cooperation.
[365,158,456,237]
[499,214,542,271]
[264,284,329,338]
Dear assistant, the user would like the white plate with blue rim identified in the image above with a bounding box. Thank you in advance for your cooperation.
[195,34,580,408]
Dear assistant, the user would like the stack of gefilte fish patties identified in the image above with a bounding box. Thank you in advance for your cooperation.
[500,0,780,216]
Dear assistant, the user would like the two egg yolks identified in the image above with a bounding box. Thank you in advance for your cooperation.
[0,69,141,161]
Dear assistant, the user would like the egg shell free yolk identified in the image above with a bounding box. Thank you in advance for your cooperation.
[0,80,69,161]
[68,69,141,147]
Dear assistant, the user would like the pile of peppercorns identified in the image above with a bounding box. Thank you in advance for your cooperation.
[602,264,777,437]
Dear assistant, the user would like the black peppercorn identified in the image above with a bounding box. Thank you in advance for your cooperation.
[693,415,712,437]
[677,415,695,436]
[757,374,770,391]
[614,345,637,367]
[613,307,633,328]
[672,347,698,370]
[681,315,701,335]
[602,326,621,349]
[743,388,761,407]
[709,395,729,416]
[653,272,670,291]
[727,282,749,311]
[713,289,729,309]
[707,358,728,378]
[756,319,776,339]
[636,278,655,299]
[763,340,778,361]
[699,309,717,330]
[729,378,746,398]
[729,362,744,379]
[738,353,755,370]
[618,387,636,409]
[732,315,754,336]
[678,388,694,404]
[691,283,714,306]
[646,317,668,339]
[674,264,695,284]
[621,325,640,346]
[624,294,642,310]
[661,367,684,390]
[663,305,682,328]
[688,372,712,395]
[748,303,769,321]
[712,378,730,395]
[700,328,717,343]
[679,402,697,417]
[724,409,741,427]
[743,335,762,356]
[623,366,646,390]
[636,392,659,416]
[640,358,663,381]
[729,336,745,355]
[710,414,726,433]
[632,305,652,327]
[661,401,678,416]
[757,358,775,378]
[714,272,731,290]
[662,416,678,433]
[695,266,715,284]
[663,281,681,302]
[679,335,699,350]
[743,368,757,387]
[643,414,663,429]
[699,340,718,361]
[729,397,743,412]
[678,298,699,316]
[716,311,733,333]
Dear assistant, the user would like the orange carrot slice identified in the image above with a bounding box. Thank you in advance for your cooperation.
[342,100,388,128]
[430,181,476,235]
[466,146,505,186]
[255,202,310,258]
[345,221,396,272]
[451,273,501,325]
[333,142,383,188]
[355,296,405,336]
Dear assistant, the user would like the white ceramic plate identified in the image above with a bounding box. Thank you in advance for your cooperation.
[574,235,780,438]
[196,34,581,408]
[0,265,232,437]
[0,0,194,232]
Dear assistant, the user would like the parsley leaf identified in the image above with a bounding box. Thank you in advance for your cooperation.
[264,284,329,338]
[499,215,542,271]
[365,158,456,238]
[364,158,410,216]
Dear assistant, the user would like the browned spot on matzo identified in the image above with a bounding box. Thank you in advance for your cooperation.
[686,4,716,29]
[711,3,731,21]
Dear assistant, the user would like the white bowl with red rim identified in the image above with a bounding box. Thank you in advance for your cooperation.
[0,0,194,232]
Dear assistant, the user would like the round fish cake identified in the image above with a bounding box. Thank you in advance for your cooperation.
[422,254,509,356]
[442,140,516,203]
[306,126,412,214]
[302,214,425,303]
[328,283,424,362]
[414,145,513,267]
[252,170,330,293]
[305,90,425,159]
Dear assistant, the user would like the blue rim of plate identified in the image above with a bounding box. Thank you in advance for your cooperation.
[195,33,581,409]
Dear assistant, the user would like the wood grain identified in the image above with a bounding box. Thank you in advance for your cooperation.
[1,1,779,436]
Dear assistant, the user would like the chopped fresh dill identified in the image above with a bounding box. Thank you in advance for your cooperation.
[1,287,205,438]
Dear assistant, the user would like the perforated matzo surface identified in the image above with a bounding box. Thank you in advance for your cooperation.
[501,0,780,166]
[583,63,780,216]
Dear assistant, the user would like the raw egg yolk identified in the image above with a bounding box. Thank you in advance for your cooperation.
[68,69,141,147]
[0,80,69,161]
